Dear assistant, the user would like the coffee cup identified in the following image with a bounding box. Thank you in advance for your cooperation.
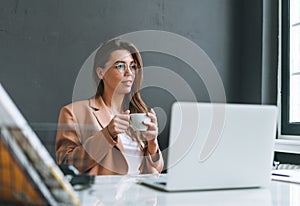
[130,113,151,131]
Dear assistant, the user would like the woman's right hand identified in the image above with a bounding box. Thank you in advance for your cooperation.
[107,110,130,139]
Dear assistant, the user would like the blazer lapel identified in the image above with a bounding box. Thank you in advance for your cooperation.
[89,97,125,153]
[89,97,111,128]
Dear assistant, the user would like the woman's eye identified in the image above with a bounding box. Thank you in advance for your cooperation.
[116,63,125,69]
[130,64,137,70]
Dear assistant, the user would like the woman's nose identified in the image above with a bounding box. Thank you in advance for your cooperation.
[124,66,134,75]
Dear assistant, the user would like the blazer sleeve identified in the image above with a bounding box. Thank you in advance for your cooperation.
[141,148,164,174]
[55,105,117,173]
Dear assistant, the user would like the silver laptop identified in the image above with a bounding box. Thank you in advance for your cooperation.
[0,84,79,205]
[142,102,277,191]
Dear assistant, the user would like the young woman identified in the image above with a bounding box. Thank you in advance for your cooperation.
[56,39,164,175]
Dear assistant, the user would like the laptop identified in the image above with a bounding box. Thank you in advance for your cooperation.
[0,84,79,205]
[141,102,277,191]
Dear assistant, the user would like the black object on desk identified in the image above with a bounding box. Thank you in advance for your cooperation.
[59,164,95,187]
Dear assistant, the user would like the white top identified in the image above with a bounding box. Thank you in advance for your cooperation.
[119,133,143,175]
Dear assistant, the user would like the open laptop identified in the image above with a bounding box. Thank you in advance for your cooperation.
[0,84,79,205]
[141,102,277,191]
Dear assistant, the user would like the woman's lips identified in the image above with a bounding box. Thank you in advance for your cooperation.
[121,80,133,86]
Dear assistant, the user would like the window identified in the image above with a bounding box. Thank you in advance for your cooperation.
[280,0,300,138]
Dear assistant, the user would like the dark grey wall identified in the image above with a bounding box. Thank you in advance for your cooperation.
[239,1,263,103]
[0,0,265,158]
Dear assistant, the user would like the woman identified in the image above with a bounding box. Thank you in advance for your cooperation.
[55,39,164,175]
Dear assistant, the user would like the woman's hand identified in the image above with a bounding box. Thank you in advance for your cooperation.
[141,108,159,155]
[107,110,130,139]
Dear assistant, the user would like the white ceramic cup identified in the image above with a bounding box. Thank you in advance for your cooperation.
[130,113,151,131]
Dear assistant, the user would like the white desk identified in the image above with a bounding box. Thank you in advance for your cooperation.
[76,174,300,205]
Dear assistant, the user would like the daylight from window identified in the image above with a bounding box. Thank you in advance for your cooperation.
[289,0,300,123]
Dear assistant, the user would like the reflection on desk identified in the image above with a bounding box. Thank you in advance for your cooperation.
[76,174,300,206]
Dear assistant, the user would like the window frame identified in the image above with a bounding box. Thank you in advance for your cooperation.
[281,0,300,135]
[276,0,300,154]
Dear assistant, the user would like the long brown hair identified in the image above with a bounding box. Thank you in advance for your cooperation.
[93,39,149,148]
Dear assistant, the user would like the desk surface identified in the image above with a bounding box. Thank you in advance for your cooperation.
[76,174,300,206]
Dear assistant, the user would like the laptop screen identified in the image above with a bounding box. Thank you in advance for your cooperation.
[0,84,79,205]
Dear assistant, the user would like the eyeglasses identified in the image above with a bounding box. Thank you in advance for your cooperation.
[113,62,139,74]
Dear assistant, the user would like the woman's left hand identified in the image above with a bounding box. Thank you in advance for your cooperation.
[141,108,159,155]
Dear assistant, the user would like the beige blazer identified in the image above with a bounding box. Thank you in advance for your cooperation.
[55,97,164,175]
